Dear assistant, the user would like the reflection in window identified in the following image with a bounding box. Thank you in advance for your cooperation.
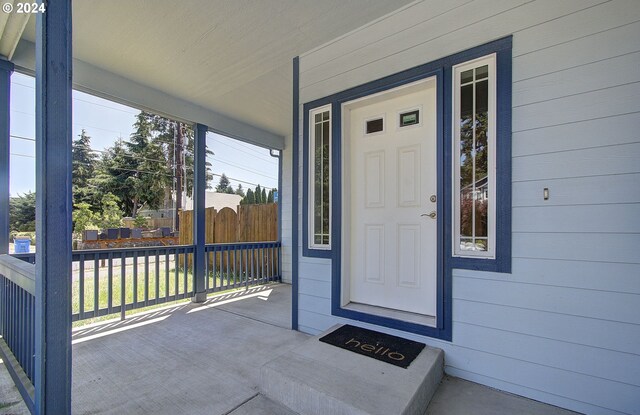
[310,106,331,247]
[454,57,495,257]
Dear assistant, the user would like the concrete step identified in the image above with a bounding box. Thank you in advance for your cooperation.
[260,325,443,415]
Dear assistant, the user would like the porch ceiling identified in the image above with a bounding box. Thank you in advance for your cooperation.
[9,0,413,148]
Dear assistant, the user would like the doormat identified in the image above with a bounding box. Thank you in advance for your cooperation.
[319,324,425,369]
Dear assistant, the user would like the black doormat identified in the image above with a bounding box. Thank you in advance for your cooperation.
[318,325,425,369]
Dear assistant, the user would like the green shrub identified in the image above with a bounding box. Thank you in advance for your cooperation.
[133,214,149,229]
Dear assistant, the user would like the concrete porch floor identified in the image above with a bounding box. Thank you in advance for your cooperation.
[1,283,579,415]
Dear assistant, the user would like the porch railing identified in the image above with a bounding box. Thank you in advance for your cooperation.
[205,242,281,293]
[0,254,36,413]
[11,241,281,322]
[3,241,280,413]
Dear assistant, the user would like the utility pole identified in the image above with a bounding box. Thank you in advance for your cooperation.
[174,122,184,231]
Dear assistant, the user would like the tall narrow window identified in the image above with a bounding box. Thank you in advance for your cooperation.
[453,55,496,258]
[309,105,331,248]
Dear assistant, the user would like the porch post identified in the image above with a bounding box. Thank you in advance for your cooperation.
[192,123,207,302]
[34,1,73,414]
[0,59,13,255]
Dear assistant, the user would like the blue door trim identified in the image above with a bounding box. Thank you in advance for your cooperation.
[294,37,512,341]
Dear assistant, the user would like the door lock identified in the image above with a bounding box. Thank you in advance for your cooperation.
[421,211,437,219]
[430,195,436,203]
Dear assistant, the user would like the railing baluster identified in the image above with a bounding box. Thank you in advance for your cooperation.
[270,244,274,280]
[79,254,85,319]
[242,246,247,289]
[133,251,138,306]
[121,252,126,320]
[155,249,160,301]
[260,245,265,283]
[165,250,170,301]
[226,249,230,289]
[251,246,256,285]
[27,292,33,380]
[108,252,113,314]
[204,248,208,292]
[17,287,23,368]
[144,250,149,306]
[174,250,179,298]
[233,248,237,288]
[213,247,217,291]
[183,249,188,295]
[94,256,99,316]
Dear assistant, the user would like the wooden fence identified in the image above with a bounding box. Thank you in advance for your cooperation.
[122,217,174,230]
[178,203,278,270]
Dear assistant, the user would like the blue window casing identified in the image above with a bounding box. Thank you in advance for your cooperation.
[298,37,512,341]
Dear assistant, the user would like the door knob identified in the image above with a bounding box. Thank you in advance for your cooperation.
[421,211,436,219]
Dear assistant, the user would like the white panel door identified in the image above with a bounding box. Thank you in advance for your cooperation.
[347,78,437,317]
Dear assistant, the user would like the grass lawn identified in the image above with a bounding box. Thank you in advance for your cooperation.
[72,267,264,326]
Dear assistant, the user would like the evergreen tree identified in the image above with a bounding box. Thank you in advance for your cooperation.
[72,202,97,232]
[92,138,137,216]
[235,184,245,197]
[72,129,98,208]
[255,185,262,204]
[216,173,234,193]
[98,193,124,229]
[267,189,274,204]
[9,192,36,232]
[124,112,170,216]
[261,188,267,204]
[245,188,255,205]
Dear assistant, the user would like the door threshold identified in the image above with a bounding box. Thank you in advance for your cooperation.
[343,302,436,328]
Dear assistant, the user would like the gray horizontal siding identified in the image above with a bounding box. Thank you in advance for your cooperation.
[456,259,640,295]
[294,1,640,414]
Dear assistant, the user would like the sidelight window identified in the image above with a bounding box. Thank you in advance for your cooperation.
[453,55,496,258]
[309,105,332,248]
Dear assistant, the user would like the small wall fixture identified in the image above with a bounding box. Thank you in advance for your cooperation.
[543,187,549,201]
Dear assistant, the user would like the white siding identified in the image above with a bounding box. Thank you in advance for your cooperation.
[291,1,640,414]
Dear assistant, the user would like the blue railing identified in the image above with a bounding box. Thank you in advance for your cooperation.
[11,241,281,323]
[2,241,280,413]
[0,254,36,413]
[204,241,281,292]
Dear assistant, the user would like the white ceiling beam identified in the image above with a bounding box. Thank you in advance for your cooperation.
[11,39,284,150]
[0,4,30,60]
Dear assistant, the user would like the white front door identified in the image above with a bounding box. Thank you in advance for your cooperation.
[344,77,437,318]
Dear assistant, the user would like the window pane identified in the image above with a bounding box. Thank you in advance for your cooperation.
[366,118,384,134]
[461,69,473,84]
[474,79,489,247]
[314,121,323,242]
[311,109,331,247]
[475,65,488,80]
[459,84,473,190]
[457,62,492,254]
[322,120,330,240]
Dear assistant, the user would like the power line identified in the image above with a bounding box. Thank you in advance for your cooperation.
[10,153,34,159]
[209,158,277,180]
[207,135,277,163]
[11,134,277,182]
[10,134,34,142]
[12,80,140,115]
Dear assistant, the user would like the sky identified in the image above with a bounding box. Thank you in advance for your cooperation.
[9,72,279,197]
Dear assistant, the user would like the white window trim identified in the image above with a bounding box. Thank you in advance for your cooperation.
[308,104,332,250]
[452,54,497,259]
